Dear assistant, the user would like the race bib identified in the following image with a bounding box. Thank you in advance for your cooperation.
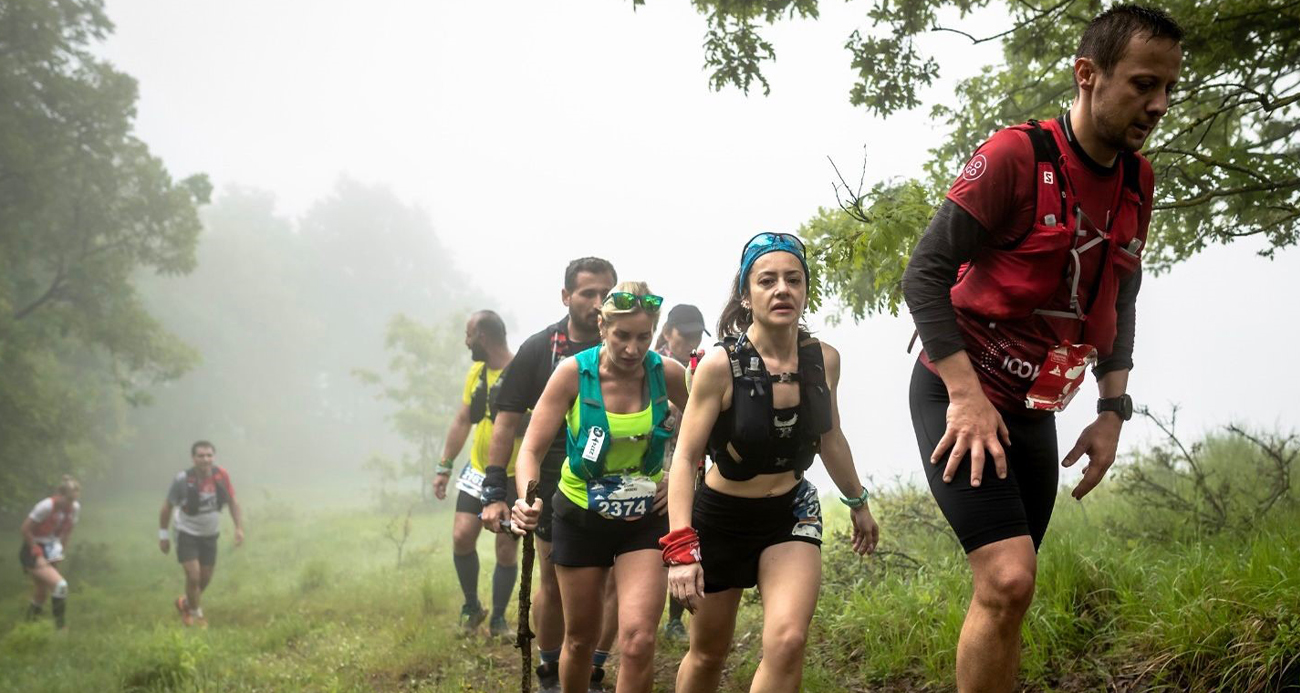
[587,476,657,521]
[41,539,65,563]
[455,464,486,497]
[1024,342,1097,412]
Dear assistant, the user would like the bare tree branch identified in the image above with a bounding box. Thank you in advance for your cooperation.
[1155,178,1300,211]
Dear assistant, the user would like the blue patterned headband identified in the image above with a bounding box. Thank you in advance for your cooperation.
[739,232,809,289]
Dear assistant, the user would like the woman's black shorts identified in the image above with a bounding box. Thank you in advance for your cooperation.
[549,492,668,568]
[693,479,823,593]
[909,359,1060,553]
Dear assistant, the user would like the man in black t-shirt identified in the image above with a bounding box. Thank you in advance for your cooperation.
[480,257,615,692]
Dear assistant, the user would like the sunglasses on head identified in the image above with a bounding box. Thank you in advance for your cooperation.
[604,292,664,312]
[741,232,806,261]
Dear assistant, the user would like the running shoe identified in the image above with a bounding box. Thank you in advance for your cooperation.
[488,614,511,639]
[460,603,487,633]
[588,665,607,692]
[536,662,560,693]
[175,596,194,627]
[25,603,42,621]
[663,618,686,641]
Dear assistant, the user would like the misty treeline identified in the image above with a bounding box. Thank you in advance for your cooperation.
[0,0,476,513]
[120,183,471,490]
[2,171,474,512]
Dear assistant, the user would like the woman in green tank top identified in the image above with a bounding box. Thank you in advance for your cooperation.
[511,280,690,693]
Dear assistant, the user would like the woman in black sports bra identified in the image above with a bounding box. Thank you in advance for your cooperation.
[660,233,879,692]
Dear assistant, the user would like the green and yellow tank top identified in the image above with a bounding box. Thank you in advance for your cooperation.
[558,396,662,510]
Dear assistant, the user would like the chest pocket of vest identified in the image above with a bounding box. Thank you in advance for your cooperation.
[1110,188,1143,280]
[799,355,833,439]
[962,218,1075,320]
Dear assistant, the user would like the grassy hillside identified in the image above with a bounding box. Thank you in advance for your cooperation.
[2,430,1297,692]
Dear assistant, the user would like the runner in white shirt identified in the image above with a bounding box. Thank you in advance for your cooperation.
[158,441,244,627]
[19,476,81,630]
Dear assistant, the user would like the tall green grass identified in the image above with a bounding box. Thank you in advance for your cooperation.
[810,429,1300,692]
[2,427,1296,692]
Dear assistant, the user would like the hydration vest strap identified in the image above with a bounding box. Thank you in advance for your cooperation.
[1026,120,1068,225]
[469,363,490,423]
[1121,152,1143,201]
[549,328,569,369]
[568,348,612,480]
[644,352,670,477]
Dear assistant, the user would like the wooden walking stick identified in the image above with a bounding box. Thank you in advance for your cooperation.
[515,480,538,693]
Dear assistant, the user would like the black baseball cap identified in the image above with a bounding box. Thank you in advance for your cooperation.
[665,304,709,336]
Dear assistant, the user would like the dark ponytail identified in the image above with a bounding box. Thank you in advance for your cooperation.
[716,270,752,338]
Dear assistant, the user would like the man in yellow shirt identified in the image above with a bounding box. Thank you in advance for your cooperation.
[433,310,522,636]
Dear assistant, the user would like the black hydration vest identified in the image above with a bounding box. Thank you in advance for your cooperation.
[468,363,502,424]
[183,467,231,516]
[706,334,833,481]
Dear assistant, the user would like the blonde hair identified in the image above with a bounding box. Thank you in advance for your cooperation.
[599,280,662,330]
[56,475,80,498]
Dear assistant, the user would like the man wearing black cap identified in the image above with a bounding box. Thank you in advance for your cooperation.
[655,304,709,366]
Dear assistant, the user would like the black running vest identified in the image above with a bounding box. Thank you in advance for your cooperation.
[706,335,833,481]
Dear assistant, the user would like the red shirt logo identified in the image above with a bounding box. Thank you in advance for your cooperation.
[962,154,988,181]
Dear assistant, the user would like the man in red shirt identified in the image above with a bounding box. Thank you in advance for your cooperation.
[902,6,1183,691]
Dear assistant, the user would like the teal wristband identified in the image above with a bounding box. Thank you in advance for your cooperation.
[839,488,869,508]
[436,459,454,475]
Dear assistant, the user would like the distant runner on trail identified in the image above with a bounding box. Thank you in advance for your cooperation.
[478,257,621,692]
[432,310,522,637]
[664,233,878,692]
[653,303,709,641]
[901,6,1182,691]
[510,281,690,693]
[159,441,244,627]
[19,476,81,630]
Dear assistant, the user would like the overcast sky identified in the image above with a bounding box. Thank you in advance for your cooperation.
[101,0,1298,490]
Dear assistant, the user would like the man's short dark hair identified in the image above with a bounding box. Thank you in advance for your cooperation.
[191,440,216,456]
[564,257,617,291]
[473,310,507,345]
[1076,4,1183,87]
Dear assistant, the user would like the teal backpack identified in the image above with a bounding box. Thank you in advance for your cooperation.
[565,346,673,480]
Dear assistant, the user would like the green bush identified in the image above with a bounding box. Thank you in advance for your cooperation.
[119,628,210,691]
[0,621,51,656]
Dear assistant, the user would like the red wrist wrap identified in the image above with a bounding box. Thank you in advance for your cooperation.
[659,527,701,566]
[30,543,43,557]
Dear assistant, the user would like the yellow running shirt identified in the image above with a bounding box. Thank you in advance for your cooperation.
[462,362,521,476]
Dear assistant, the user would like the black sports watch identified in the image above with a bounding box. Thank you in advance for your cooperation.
[1097,394,1133,421]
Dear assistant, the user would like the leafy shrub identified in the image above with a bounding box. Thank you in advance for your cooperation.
[0,622,51,656]
[1117,411,1298,539]
[120,628,210,691]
